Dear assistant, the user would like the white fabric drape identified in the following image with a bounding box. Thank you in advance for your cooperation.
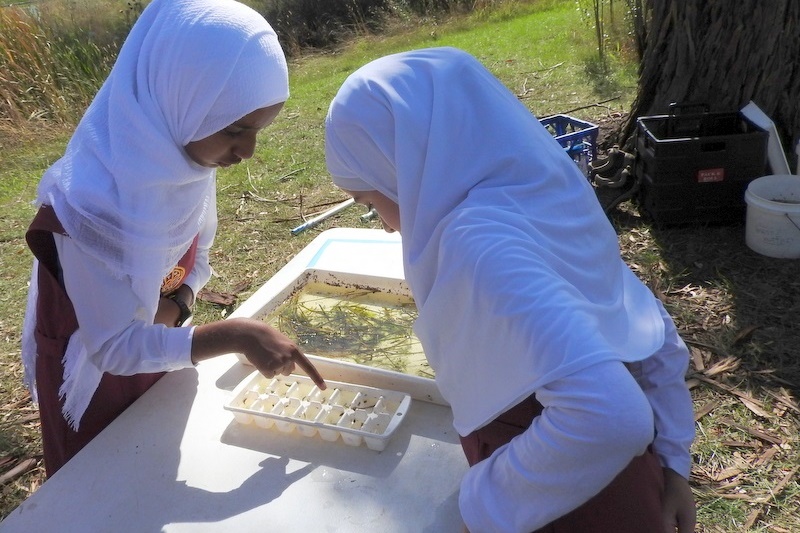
[23,0,289,429]
[325,47,665,435]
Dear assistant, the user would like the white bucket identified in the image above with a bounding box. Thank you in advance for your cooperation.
[744,174,800,258]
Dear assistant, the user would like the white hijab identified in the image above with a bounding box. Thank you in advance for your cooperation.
[325,47,664,435]
[38,0,287,305]
[26,0,288,428]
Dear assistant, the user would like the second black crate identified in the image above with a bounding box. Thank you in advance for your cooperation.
[634,111,768,225]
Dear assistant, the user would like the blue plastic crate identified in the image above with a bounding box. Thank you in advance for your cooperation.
[539,114,599,177]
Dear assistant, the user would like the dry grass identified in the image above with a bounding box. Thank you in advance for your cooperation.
[0,4,118,126]
[608,197,800,533]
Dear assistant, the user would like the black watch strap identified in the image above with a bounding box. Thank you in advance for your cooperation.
[168,294,193,327]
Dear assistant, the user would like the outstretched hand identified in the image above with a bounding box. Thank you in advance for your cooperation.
[662,468,695,533]
[290,350,326,389]
[192,317,326,389]
[239,319,326,389]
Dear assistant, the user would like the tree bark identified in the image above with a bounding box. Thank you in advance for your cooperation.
[622,0,800,168]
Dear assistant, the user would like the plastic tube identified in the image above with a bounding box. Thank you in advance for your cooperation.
[291,198,355,236]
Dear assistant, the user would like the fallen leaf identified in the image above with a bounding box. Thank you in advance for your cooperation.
[740,397,773,419]
[694,400,719,421]
[197,289,236,307]
[704,356,740,377]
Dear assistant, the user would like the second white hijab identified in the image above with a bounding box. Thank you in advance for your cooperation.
[326,47,664,435]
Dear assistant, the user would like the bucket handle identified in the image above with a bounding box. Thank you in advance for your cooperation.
[786,213,800,232]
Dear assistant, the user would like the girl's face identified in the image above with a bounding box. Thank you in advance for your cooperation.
[344,189,400,233]
[184,102,284,168]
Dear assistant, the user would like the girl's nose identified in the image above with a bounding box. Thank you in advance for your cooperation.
[234,134,257,160]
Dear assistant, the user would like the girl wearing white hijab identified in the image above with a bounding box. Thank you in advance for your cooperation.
[22,0,324,477]
[325,47,695,533]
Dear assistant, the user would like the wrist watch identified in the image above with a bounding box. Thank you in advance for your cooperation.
[168,294,193,327]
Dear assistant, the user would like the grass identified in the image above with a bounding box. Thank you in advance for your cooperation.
[2,1,799,531]
[612,213,800,532]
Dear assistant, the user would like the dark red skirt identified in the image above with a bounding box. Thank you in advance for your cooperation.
[459,394,664,533]
[27,206,164,477]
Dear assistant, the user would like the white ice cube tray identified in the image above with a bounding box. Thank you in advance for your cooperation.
[225,372,412,451]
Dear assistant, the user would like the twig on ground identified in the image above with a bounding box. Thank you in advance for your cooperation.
[516,63,565,98]
[558,96,621,116]
[692,374,774,419]
[732,325,760,345]
[277,168,303,182]
[743,465,799,529]
[683,338,728,357]
[717,417,783,446]
[0,414,39,427]
[0,458,37,485]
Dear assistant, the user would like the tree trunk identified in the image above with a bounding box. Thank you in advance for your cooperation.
[622,0,800,168]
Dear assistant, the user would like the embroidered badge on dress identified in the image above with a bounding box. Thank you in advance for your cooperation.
[161,266,186,294]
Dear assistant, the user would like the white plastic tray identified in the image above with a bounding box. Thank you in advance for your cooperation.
[225,371,412,451]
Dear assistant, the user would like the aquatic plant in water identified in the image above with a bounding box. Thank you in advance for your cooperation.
[268,285,432,378]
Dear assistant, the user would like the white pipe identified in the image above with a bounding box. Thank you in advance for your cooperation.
[291,198,355,236]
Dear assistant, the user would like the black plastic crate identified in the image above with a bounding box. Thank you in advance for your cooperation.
[634,110,768,225]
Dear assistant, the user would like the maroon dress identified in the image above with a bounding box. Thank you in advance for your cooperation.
[459,394,665,533]
[26,205,198,477]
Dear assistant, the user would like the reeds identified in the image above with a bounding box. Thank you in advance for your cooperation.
[0,4,119,129]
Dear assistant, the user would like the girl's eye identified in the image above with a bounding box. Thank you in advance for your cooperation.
[223,127,243,137]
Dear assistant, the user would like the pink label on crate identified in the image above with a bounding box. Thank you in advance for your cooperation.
[696,168,725,183]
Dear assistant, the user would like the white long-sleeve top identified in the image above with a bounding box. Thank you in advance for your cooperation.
[49,209,216,377]
[459,300,695,533]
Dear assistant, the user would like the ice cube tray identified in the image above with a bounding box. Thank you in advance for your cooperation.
[225,372,412,451]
